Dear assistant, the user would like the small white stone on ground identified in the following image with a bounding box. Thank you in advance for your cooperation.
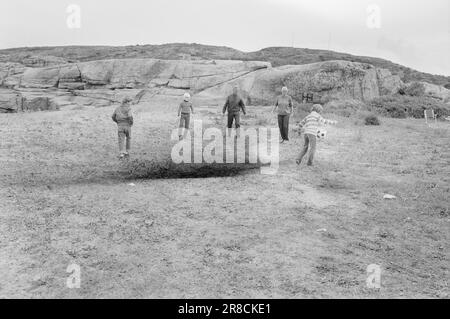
[144,220,154,227]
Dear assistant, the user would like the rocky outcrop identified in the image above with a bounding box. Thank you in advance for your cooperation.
[21,94,60,112]
[0,63,26,88]
[0,86,147,112]
[21,55,68,68]
[0,55,68,68]
[0,90,22,113]
[1,59,270,90]
[0,89,61,112]
[420,82,450,102]
[59,64,84,90]
[377,68,402,96]
[21,66,61,89]
[197,60,403,104]
[0,58,408,112]
[75,59,271,90]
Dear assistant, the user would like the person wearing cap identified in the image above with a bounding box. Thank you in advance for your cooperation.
[178,92,194,140]
[112,97,134,158]
[272,86,293,143]
[223,85,246,136]
[296,104,337,166]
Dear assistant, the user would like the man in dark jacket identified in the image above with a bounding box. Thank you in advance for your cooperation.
[112,97,134,158]
[223,86,246,136]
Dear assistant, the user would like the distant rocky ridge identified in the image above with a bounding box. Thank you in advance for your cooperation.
[1,43,448,85]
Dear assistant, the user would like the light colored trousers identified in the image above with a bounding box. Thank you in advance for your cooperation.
[118,125,131,152]
[297,133,317,165]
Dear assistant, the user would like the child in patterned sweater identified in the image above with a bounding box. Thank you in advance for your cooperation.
[296,104,337,166]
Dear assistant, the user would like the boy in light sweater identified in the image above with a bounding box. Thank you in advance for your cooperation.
[296,104,336,166]
[178,92,194,140]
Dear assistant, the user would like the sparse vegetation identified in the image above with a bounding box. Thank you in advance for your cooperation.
[404,82,426,97]
[368,95,450,119]
[364,114,381,126]
[319,95,450,121]
[321,61,342,73]
[325,99,366,118]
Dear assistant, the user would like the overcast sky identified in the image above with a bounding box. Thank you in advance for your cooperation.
[0,0,449,75]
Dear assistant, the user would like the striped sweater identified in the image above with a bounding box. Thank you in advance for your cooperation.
[298,111,336,135]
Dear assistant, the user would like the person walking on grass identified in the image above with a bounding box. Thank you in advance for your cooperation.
[178,92,194,140]
[112,97,134,159]
[272,86,293,143]
[223,85,246,137]
[296,104,336,166]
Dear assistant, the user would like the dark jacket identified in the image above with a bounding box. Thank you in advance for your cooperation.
[223,94,246,115]
[112,105,134,126]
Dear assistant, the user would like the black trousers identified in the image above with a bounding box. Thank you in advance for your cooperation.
[278,114,290,140]
[227,112,241,129]
[179,113,190,129]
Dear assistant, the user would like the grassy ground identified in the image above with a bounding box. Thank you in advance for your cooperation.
[0,97,448,298]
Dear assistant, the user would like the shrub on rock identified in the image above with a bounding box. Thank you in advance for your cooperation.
[369,95,450,119]
[364,114,380,126]
[404,82,426,97]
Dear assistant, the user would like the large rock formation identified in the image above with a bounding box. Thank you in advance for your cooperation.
[0,58,406,111]
[197,60,403,104]
[9,59,270,91]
